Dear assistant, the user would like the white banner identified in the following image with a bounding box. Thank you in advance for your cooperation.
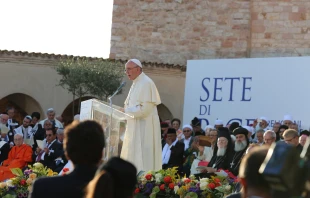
[183,57,310,132]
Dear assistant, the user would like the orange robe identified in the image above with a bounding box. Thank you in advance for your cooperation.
[0,144,33,181]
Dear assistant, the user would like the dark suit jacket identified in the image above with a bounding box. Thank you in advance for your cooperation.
[162,141,185,170]
[34,140,63,171]
[0,142,10,163]
[29,165,97,198]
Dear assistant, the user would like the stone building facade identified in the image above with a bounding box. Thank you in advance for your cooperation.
[0,50,183,124]
[110,0,310,66]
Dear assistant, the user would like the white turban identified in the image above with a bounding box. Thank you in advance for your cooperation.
[182,124,193,131]
[259,116,268,122]
[204,125,214,131]
[215,120,223,125]
[283,115,293,121]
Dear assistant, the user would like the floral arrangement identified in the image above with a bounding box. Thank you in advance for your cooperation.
[0,163,58,198]
[135,168,238,198]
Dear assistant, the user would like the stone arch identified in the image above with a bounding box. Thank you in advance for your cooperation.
[61,96,96,125]
[0,93,44,124]
[157,103,173,122]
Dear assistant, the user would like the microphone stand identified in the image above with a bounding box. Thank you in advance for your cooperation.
[106,82,126,160]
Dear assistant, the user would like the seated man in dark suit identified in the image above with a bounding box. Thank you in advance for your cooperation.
[33,128,63,171]
[29,120,106,198]
[162,128,184,173]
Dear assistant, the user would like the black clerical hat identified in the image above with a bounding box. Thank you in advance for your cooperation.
[191,117,201,127]
[233,127,248,137]
[167,128,176,134]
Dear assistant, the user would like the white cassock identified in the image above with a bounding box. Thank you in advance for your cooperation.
[121,72,162,172]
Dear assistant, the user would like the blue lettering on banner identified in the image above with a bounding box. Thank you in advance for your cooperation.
[241,77,252,101]
[224,77,240,101]
[199,105,211,115]
[213,78,223,101]
[200,78,210,102]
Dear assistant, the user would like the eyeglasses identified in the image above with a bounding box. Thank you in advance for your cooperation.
[183,130,191,133]
[284,136,296,143]
[46,134,53,137]
[124,66,139,72]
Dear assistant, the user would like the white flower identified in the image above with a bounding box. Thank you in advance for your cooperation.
[200,181,209,190]
[189,175,196,180]
[225,185,231,191]
[155,173,162,183]
[215,170,228,177]
[200,178,209,183]
[5,180,13,187]
[174,186,179,194]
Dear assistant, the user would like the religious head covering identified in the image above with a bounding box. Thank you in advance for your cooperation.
[194,131,203,136]
[233,127,249,137]
[167,128,176,134]
[215,120,223,125]
[191,117,201,127]
[31,112,41,120]
[300,130,310,136]
[127,59,142,68]
[25,115,32,120]
[161,122,169,128]
[229,122,240,132]
[182,124,193,131]
[259,116,268,122]
[217,127,231,141]
[283,114,293,121]
[204,125,214,131]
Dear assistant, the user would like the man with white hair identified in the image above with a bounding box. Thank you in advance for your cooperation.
[252,116,269,141]
[14,115,33,146]
[121,59,162,172]
[256,129,265,145]
[39,108,63,129]
[263,130,276,146]
[179,125,193,151]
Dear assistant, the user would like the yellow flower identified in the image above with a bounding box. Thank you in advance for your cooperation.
[29,173,37,180]
[47,169,54,176]
[0,182,6,188]
[26,178,33,185]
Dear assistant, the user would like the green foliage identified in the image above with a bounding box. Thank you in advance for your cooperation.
[55,58,124,107]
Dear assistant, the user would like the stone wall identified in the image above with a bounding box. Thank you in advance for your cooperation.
[110,0,310,65]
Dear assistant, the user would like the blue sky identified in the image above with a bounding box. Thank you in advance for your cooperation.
[0,0,113,58]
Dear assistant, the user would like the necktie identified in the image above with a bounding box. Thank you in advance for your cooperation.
[36,151,44,162]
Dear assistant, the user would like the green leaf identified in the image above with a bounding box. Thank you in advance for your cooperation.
[10,168,23,177]
[185,192,198,198]
[152,186,160,193]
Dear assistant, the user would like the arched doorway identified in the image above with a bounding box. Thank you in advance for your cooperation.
[0,93,43,124]
[157,104,173,122]
[62,96,96,125]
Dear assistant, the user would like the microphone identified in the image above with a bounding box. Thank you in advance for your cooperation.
[108,81,126,100]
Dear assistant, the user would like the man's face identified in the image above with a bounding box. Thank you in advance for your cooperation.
[14,135,23,146]
[32,117,39,125]
[125,62,141,80]
[0,115,8,124]
[172,121,180,130]
[46,130,56,144]
[217,137,228,148]
[166,133,177,143]
[44,121,53,130]
[215,125,223,129]
[165,120,171,127]
[264,133,275,146]
[183,127,192,138]
[161,127,168,134]
[57,133,64,143]
[235,134,246,143]
[284,135,299,146]
[47,112,55,121]
[299,136,307,146]
[273,123,280,133]
[208,130,217,144]
[23,118,31,128]
[289,124,298,132]
[283,120,292,127]
[193,125,201,132]
[256,132,264,143]
[7,109,14,119]
[259,120,268,129]
[279,128,286,138]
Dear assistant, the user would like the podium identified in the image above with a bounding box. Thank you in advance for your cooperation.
[79,99,134,161]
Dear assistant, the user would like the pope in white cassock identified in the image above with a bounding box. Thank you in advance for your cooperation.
[121,59,162,172]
